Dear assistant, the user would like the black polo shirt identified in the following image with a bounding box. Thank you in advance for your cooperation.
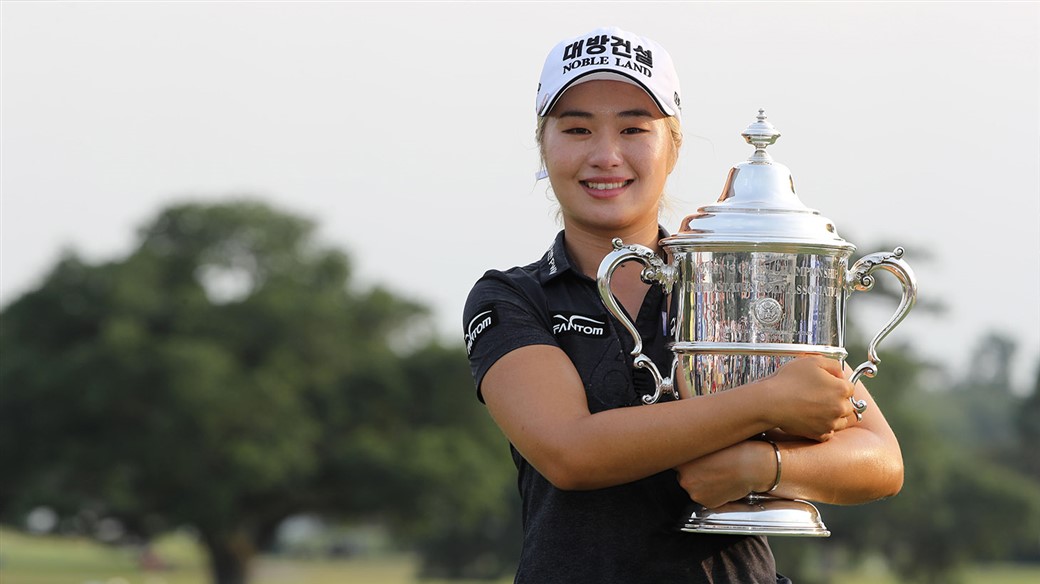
[463,230,788,584]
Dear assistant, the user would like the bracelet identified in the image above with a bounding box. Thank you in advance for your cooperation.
[758,439,782,494]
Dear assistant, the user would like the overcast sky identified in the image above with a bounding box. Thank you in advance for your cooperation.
[3,1,1038,390]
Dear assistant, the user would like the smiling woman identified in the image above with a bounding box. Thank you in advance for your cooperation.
[461,26,903,584]
[534,85,684,229]
[541,81,676,244]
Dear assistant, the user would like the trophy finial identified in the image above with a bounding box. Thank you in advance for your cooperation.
[742,109,781,162]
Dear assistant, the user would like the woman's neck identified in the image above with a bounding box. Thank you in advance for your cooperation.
[562,218,663,279]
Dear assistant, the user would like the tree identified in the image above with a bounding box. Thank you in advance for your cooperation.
[0,200,518,583]
[1018,364,1040,480]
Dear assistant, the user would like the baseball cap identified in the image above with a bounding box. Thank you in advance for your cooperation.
[536,26,682,123]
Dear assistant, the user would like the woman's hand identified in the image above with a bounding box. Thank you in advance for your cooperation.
[763,356,856,442]
[674,440,776,508]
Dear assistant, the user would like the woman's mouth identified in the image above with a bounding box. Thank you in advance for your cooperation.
[581,179,634,192]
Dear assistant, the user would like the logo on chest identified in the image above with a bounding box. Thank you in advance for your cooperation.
[552,312,608,338]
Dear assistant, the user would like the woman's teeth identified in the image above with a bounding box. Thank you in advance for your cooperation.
[584,181,629,190]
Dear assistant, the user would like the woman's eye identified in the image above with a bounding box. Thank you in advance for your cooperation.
[562,127,591,135]
[621,127,649,135]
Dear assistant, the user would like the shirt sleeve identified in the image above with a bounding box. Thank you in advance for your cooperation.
[463,272,558,402]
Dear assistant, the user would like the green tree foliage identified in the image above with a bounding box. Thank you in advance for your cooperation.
[1019,366,1040,481]
[926,332,1022,458]
[0,201,518,583]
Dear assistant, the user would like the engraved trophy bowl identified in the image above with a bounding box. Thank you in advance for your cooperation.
[597,110,918,537]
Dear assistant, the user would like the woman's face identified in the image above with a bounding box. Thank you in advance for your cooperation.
[542,80,677,236]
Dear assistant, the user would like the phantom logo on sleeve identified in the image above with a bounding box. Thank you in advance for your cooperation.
[465,306,498,356]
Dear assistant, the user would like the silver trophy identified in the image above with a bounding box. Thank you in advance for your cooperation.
[597,110,917,536]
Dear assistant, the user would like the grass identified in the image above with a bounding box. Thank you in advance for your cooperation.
[2,527,1038,584]
[0,527,203,584]
[0,527,509,584]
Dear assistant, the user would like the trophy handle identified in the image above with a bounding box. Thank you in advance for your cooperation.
[845,247,918,417]
[597,238,677,405]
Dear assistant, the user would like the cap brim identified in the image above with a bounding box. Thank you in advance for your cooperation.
[538,69,675,118]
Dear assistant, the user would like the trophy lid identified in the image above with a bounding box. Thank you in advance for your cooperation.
[665,110,854,251]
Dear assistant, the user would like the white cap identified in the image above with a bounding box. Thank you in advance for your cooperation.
[536,26,682,123]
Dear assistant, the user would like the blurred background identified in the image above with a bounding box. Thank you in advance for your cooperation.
[1,2,1037,583]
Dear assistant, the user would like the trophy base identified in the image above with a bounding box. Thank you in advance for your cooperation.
[679,495,830,537]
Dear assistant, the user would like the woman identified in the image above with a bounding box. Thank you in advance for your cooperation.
[463,26,902,583]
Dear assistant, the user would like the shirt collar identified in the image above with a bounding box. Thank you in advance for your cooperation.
[537,227,671,285]
[538,230,573,284]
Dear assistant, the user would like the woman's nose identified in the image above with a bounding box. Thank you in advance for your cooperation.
[587,134,623,168]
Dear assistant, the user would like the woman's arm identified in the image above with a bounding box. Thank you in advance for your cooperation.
[770,375,903,504]
[674,369,903,507]
[481,344,856,491]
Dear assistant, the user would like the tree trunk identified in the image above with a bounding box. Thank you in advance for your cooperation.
[202,530,256,584]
